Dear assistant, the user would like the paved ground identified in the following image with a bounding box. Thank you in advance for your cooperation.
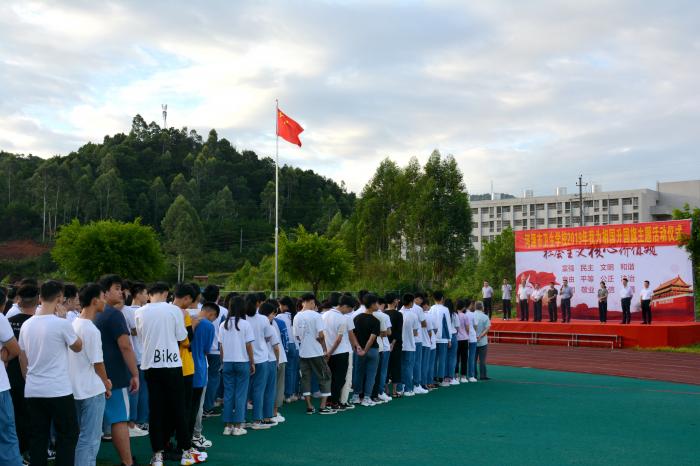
[97,365,700,466]
[488,343,700,385]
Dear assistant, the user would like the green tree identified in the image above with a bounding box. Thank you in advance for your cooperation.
[280,226,353,295]
[52,219,165,282]
[471,228,515,297]
[673,204,700,291]
[162,195,204,281]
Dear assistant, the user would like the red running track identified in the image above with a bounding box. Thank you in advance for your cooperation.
[489,343,700,385]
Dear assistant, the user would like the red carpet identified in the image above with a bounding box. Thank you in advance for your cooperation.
[490,320,700,348]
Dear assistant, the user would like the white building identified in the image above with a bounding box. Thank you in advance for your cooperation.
[470,180,700,251]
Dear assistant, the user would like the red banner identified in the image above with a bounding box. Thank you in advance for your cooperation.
[514,220,691,252]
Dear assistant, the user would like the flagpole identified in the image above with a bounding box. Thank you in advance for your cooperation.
[274,99,280,299]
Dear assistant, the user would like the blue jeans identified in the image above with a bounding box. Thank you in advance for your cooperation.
[284,345,299,397]
[401,351,415,392]
[377,351,390,395]
[447,334,459,378]
[75,393,105,466]
[422,345,432,386]
[129,368,148,423]
[352,352,360,394]
[413,342,423,386]
[204,354,222,411]
[250,362,269,421]
[436,342,448,379]
[222,362,250,424]
[468,342,477,378]
[0,390,22,466]
[263,361,277,419]
[357,348,379,396]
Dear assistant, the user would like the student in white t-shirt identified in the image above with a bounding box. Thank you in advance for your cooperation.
[323,295,361,411]
[423,300,438,390]
[63,284,80,322]
[246,294,276,429]
[372,298,393,403]
[219,296,255,436]
[431,291,453,386]
[258,303,281,427]
[124,281,149,436]
[135,282,192,466]
[411,293,429,394]
[271,312,288,423]
[70,283,112,466]
[0,294,22,466]
[399,294,419,396]
[19,280,82,466]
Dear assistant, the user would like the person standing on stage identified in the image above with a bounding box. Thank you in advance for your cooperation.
[481,282,494,318]
[531,283,544,322]
[619,278,633,324]
[546,282,558,322]
[639,281,653,325]
[559,279,573,323]
[517,279,531,321]
[597,282,608,323]
[501,279,512,320]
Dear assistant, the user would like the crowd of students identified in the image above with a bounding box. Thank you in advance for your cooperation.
[0,278,492,466]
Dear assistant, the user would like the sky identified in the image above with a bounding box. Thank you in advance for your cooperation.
[1,0,699,196]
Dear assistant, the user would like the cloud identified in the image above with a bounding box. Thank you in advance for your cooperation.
[0,0,699,196]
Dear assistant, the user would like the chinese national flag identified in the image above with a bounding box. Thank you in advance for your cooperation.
[277,108,304,147]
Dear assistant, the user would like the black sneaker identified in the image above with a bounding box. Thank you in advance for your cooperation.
[306,407,316,415]
[341,402,355,410]
[318,407,336,415]
[334,403,347,411]
[203,409,220,418]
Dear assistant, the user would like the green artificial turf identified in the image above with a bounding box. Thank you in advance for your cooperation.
[97,366,700,466]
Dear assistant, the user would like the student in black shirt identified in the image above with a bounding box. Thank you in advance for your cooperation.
[384,293,404,398]
[353,294,380,407]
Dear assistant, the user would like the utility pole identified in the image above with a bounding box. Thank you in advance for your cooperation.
[161,104,168,157]
[576,174,588,226]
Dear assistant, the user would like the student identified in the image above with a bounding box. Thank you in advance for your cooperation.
[474,301,491,381]
[466,301,478,382]
[276,296,299,403]
[353,293,381,407]
[190,302,218,449]
[446,298,460,385]
[322,295,359,410]
[423,300,437,390]
[136,282,197,466]
[202,285,226,417]
[411,293,428,394]
[259,302,280,427]
[432,291,451,386]
[339,295,358,409]
[371,297,392,403]
[455,299,470,383]
[384,293,403,398]
[399,294,419,396]
[219,296,255,436]
[501,279,512,320]
[482,281,494,318]
[7,284,39,460]
[271,306,289,421]
[597,282,608,324]
[94,275,140,466]
[63,284,80,322]
[293,293,335,415]
[19,280,82,466]
[246,294,275,426]
[0,293,22,466]
[125,281,149,434]
[69,283,112,466]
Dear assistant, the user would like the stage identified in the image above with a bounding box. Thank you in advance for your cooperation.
[490,320,700,348]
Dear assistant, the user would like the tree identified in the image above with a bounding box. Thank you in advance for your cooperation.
[162,195,204,281]
[52,219,165,282]
[471,228,516,297]
[280,226,353,295]
[673,204,700,292]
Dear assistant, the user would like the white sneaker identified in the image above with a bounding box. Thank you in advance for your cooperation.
[233,427,247,436]
[460,376,468,383]
[180,451,196,466]
[188,448,207,461]
[223,426,233,436]
[417,387,429,394]
[379,393,392,402]
[192,434,212,448]
[251,422,270,430]
[450,379,460,385]
[129,425,149,437]
[151,451,164,466]
[272,414,286,423]
[440,381,450,387]
[361,398,376,407]
[469,377,478,382]
[351,394,361,404]
[404,391,415,397]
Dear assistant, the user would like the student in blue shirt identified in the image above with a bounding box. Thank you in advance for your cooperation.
[189,302,218,449]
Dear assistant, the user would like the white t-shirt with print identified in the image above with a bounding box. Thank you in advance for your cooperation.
[293,310,325,358]
[69,318,106,400]
[218,318,254,363]
[374,310,391,352]
[19,314,78,398]
[249,313,274,364]
[0,314,15,392]
[135,302,187,370]
[272,321,287,364]
[400,308,419,352]
[412,304,429,346]
[322,309,353,355]
[267,323,281,363]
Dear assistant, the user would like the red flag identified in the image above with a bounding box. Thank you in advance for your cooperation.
[277,108,304,147]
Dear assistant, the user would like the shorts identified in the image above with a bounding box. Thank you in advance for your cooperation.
[104,387,130,425]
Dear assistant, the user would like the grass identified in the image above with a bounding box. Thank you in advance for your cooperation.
[97,365,700,466]
[634,343,700,354]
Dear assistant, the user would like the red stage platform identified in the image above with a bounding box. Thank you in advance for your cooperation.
[490,320,700,348]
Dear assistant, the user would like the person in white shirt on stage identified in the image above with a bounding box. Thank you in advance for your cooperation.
[501,279,512,320]
[517,279,531,321]
[619,278,634,324]
[531,283,544,322]
[481,282,494,318]
[639,280,654,325]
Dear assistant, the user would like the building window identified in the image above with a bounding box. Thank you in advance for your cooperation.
[522,219,528,228]
[503,206,511,213]
[514,205,522,213]
[609,199,619,207]
[537,218,545,226]
[584,215,594,223]
[633,212,639,222]
[610,214,620,221]
[602,199,608,207]
[572,201,579,209]
[547,202,556,210]
[584,200,593,208]
[471,235,478,243]
[623,213,633,221]
[503,220,511,228]
[481,207,489,214]
[514,219,522,227]
[529,205,536,215]
[536,203,545,211]
[633,197,639,207]
[622,197,633,206]
[471,208,478,216]
[474,222,479,229]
